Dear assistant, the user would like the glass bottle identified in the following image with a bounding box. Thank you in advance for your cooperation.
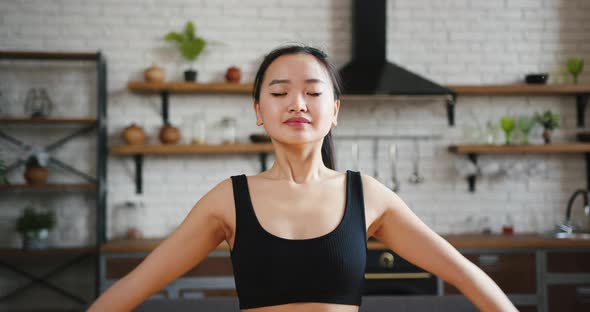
[191,112,207,144]
[502,214,514,235]
[221,117,237,144]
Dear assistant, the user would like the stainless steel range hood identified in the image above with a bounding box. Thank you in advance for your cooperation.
[339,0,454,97]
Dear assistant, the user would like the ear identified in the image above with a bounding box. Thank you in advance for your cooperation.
[332,99,340,125]
[253,101,262,122]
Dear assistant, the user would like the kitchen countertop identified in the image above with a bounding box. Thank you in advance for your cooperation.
[101,233,590,253]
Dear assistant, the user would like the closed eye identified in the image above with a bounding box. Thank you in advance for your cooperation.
[271,92,287,97]
[307,92,322,97]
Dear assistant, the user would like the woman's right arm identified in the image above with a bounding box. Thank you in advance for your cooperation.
[87,178,233,311]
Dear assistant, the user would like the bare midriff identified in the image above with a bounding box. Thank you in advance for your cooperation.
[243,302,359,312]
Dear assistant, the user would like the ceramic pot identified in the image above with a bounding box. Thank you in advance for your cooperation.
[126,227,143,239]
[24,166,48,185]
[144,64,165,83]
[543,129,552,144]
[122,123,146,145]
[159,123,181,144]
[22,229,49,250]
[225,66,241,83]
[184,69,197,82]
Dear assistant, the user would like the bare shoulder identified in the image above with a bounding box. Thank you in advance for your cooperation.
[358,173,400,237]
[193,177,235,227]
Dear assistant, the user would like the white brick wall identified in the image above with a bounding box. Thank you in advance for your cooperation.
[1,0,590,308]
[0,0,589,240]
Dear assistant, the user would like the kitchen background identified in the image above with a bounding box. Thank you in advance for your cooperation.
[0,0,589,307]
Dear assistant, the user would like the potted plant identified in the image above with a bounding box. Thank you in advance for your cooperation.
[24,154,48,185]
[164,21,207,82]
[0,158,9,185]
[16,207,55,250]
[534,110,561,144]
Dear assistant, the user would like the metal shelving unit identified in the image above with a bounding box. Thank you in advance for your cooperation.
[0,50,107,306]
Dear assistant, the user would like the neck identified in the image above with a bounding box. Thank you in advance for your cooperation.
[264,140,331,184]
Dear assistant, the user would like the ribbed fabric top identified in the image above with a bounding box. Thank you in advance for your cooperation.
[229,170,368,310]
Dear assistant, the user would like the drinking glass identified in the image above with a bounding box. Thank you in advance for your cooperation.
[517,116,535,144]
[500,116,515,145]
[567,58,584,84]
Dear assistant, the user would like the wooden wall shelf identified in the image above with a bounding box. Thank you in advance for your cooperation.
[0,51,99,61]
[448,84,590,95]
[0,247,96,257]
[0,183,97,192]
[110,143,273,155]
[448,84,590,127]
[126,81,253,126]
[449,143,590,192]
[449,143,590,154]
[127,81,253,94]
[110,143,274,194]
[0,117,97,125]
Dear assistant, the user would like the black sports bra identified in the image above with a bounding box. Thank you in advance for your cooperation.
[229,170,368,309]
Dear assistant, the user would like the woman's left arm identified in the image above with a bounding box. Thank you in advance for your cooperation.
[362,174,517,312]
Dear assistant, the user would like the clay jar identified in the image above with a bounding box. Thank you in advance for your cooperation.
[122,123,146,145]
[159,123,181,144]
[225,66,241,83]
[144,64,165,83]
[25,166,48,185]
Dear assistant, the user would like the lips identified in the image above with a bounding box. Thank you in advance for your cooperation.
[284,117,311,123]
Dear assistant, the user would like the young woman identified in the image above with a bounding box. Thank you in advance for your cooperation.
[88,45,517,312]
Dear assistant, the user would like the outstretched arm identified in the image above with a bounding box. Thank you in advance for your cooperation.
[363,174,517,312]
[87,179,232,311]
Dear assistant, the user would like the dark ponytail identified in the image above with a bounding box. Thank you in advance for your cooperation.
[252,44,342,170]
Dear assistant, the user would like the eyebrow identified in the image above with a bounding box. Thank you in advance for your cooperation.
[268,78,326,86]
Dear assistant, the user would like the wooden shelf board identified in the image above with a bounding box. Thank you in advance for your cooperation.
[128,82,590,96]
[0,246,96,257]
[448,84,590,95]
[0,51,99,61]
[0,183,97,191]
[0,117,97,124]
[110,143,274,155]
[127,81,254,94]
[448,143,590,154]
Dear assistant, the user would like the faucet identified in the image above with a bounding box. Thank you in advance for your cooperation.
[561,189,590,233]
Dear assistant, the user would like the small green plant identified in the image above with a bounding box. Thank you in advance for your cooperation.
[567,58,584,84]
[534,110,561,130]
[16,207,55,236]
[0,158,9,184]
[164,21,207,66]
[25,155,45,168]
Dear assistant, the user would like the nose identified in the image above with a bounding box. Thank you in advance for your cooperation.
[289,94,307,112]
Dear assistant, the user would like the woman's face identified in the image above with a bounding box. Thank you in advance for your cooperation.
[254,53,340,145]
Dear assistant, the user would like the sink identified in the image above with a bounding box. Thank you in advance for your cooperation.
[549,232,590,239]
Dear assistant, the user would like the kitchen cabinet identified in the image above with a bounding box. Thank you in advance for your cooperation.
[548,284,590,312]
[443,252,536,294]
[100,240,235,299]
[443,252,537,312]
[441,249,590,312]
[545,251,590,312]
[101,236,590,311]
